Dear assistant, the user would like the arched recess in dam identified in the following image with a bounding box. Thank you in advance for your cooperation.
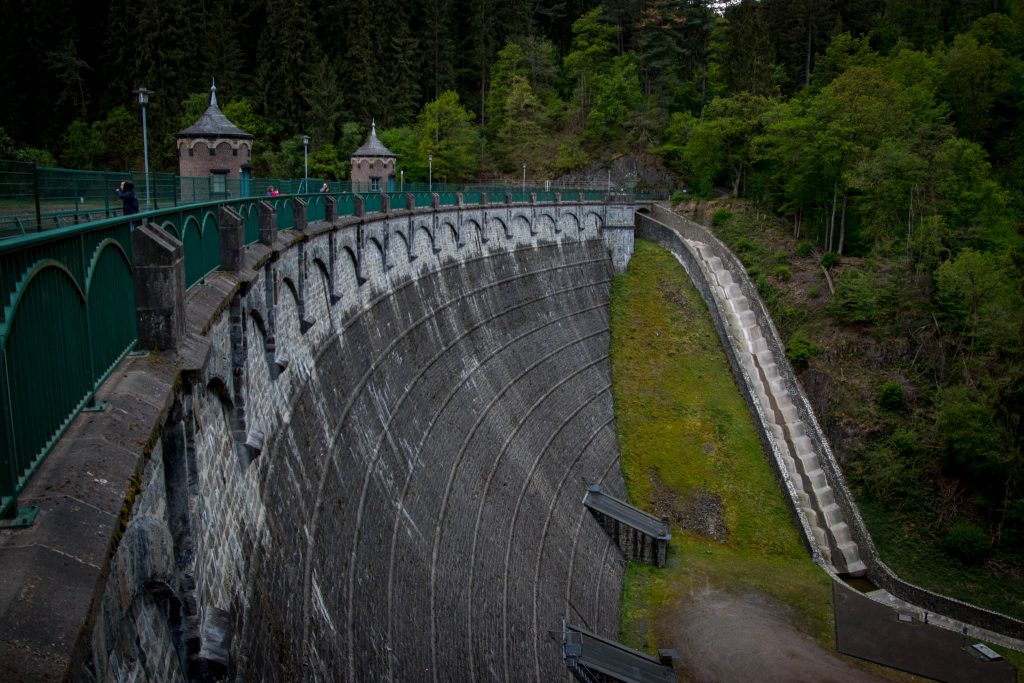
[175,207,631,681]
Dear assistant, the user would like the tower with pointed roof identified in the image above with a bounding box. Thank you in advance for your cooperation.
[350,121,396,192]
[176,80,254,199]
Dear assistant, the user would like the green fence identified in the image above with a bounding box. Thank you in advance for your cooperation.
[0,217,138,519]
[360,193,382,213]
[386,192,407,210]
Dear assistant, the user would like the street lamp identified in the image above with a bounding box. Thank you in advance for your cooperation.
[428,154,433,192]
[302,134,310,192]
[522,163,526,193]
[400,169,404,192]
[133,87,153,210]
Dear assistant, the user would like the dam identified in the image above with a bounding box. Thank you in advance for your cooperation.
[0,193,639,681]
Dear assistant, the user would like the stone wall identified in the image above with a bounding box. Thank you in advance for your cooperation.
[77,198,636,681]
[177,138,252,178]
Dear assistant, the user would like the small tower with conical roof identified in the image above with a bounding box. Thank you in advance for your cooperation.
[176,80,254,199]
[350,120,396,192]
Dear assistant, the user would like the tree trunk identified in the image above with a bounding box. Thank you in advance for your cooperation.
[732,165,742,197]
[828,178,838,252]
[805,22,813,86]
[837,189,848,256]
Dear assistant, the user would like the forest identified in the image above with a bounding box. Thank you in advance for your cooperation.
[2,0,1023,610]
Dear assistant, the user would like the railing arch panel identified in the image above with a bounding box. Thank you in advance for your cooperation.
[306,196,326,223]
[182,216,205,287]
[337,194,355,217]
[200,212,221,286]
[275,199,294,231]
[1,260,91,512]
[360,193,382,214]
[84,238,138,380]
[241,203,260,245]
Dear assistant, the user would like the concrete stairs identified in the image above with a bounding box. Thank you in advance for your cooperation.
[685,239,867,577]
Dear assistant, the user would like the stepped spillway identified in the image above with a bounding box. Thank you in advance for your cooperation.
[684,238,865,575]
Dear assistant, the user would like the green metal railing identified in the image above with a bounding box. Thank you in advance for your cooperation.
[337,193,356,217]
[1,217,137,519]
[360,193,382,214]
[387,192,407,209]
[0,178,659,517]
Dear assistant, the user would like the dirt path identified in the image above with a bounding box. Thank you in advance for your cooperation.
[662,587,896,683]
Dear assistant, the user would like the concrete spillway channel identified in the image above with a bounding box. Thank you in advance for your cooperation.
[683,239,866,577]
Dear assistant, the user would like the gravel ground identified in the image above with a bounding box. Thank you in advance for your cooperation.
[663,587,894,683]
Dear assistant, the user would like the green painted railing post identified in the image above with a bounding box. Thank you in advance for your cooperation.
[1,345,19,519]
[79,232,100,409]
[32,162,41,233]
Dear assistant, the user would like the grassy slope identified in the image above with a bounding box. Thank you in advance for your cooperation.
[610,237,1024,679]
[609,239,833,650]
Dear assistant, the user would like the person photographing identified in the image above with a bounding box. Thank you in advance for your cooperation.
[115,180,140,229]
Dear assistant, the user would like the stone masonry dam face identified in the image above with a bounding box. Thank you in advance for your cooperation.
[244,239,625,681]
[79,202,638,681]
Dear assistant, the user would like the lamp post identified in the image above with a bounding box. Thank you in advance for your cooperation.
[133,87,153,210]
[428,154,433,192]
[302,135,310,192]
[522,163,526,193]
[400,169,404,192]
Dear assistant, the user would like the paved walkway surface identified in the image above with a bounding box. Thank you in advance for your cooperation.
[835,583,1017,683]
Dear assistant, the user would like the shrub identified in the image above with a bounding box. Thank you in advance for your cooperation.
[820,252,838,269]
[877,381,905,411]
[711,208,732,226]
[942,520,991,564]
[755,272,771,296]
[786,332,821,366]
[797,242,814,258]
[671,190,689,204]
[733,236,754,253]
[828,268,884,324]
[773,250,789,264]
[773,264,792,281]
[887,428,918,456]
[808,285,820,299]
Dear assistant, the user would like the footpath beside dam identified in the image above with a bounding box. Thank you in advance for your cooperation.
[0,195,637,681]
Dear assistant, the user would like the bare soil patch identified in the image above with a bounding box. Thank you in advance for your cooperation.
[662,587,890,683]
[649,472,728,543]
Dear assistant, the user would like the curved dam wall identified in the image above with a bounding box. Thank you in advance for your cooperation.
[637,205,1024,642]
[48,200,636,681]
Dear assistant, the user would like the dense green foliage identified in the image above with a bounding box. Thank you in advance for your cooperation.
[4,0,1023,190]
